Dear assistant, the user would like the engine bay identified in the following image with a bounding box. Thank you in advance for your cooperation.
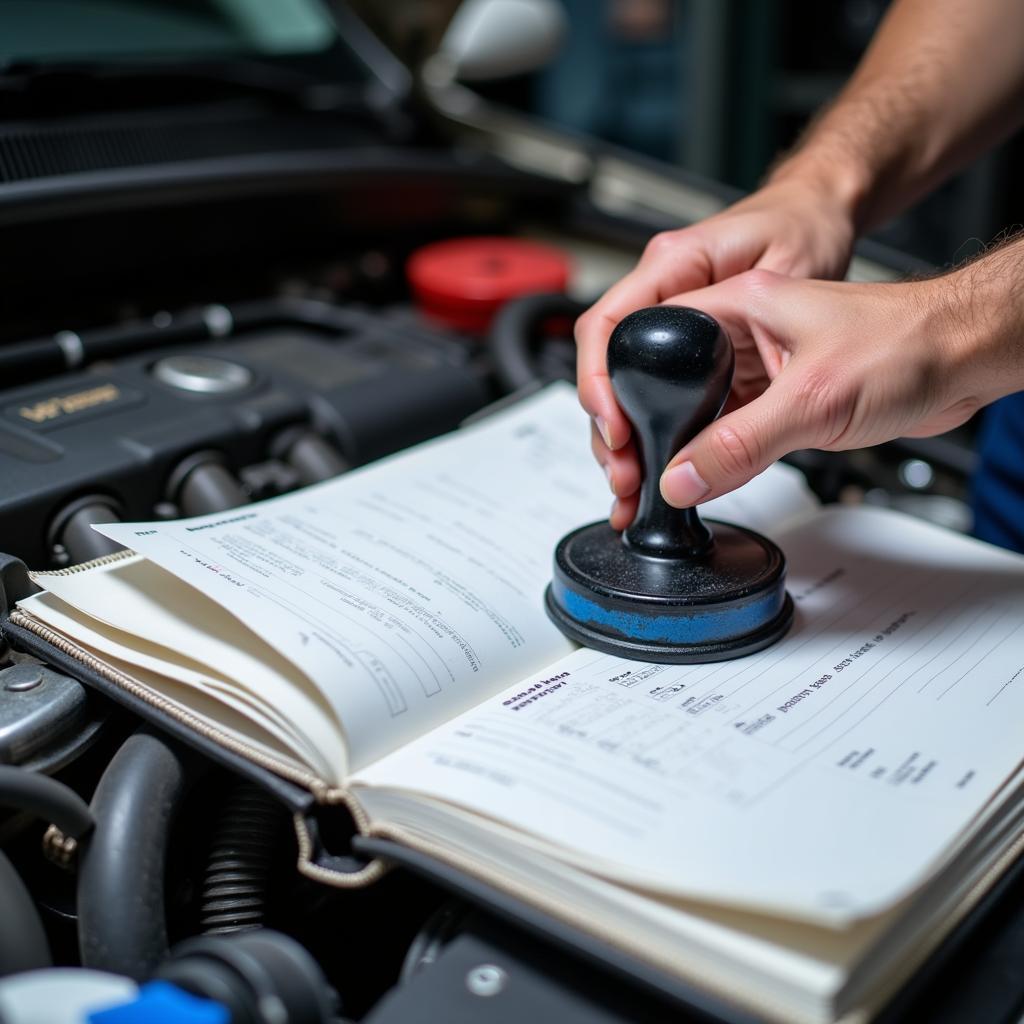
[0,4,1002,1021]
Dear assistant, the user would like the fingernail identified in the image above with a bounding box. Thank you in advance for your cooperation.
[603,463,615,493]
[661,461,710,507]
[595,416,613,449]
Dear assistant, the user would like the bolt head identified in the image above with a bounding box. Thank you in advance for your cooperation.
[465,964,508,997]
[3,665,43,691]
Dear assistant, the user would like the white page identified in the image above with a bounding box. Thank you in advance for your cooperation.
[353,506,1024,924]
[18,597,319,779]
[92,384,816,770]
[17,584,342,781]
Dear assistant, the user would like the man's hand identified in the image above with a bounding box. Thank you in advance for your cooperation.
[575,177,856,527]
[575,0,1024,530]
[604,260,1022,526]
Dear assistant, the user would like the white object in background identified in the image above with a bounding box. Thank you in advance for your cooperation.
[0,969,137,1024]
[438,0,566,81]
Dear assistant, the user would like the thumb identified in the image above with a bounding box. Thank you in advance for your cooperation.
[660,375,823,507]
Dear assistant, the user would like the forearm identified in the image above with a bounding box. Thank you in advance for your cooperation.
[769,0,1024,233]
[943,232,1024,402]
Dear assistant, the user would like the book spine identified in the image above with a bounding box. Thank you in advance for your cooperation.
[31,548,137,578]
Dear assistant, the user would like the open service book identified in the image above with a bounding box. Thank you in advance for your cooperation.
[8,383,1024,1024]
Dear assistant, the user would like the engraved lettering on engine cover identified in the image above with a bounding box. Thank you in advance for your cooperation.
[16,383,123,423]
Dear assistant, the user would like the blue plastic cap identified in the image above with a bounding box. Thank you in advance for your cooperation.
[88,981,230,1024]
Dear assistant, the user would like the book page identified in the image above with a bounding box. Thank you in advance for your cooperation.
[90,384,816,770]
[18,567,347,782]
[352,506,1024,923]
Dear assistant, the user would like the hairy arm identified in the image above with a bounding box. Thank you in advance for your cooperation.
[771,0,1024,232]
[579,0,1024,523]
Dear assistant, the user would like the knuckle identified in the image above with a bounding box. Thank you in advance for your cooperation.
[573,309,595,344]
[577,379,601,416]
[708,419,763,477]
[738,267,780,295]
[761,244,801,274]
[642,230,680,261]
[789,364,853,445]
[578,362,608,389]
[790,363,836,405]
[574,308,617,353]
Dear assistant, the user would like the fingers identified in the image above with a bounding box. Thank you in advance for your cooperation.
[610,493,640,531]
[592,421,642,531]
[658,269,779,354]
[582,253,839,512]
[576,232,716,449]
[585,266,792,516]
[650,271,843,504]
[576,272,662,450]
[661,364,840,506]
[660,387,796,507]
[591,422,642,499]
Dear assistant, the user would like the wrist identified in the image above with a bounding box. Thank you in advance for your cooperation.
[766,140,874,236]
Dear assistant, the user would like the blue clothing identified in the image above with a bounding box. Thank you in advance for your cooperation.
[972,393,1024,554]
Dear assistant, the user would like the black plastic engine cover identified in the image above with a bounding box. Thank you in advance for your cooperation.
[0,306,487,568]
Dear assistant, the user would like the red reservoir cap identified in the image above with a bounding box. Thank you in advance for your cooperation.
[407,236,570,333]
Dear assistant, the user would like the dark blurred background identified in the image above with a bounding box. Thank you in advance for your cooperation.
[356,0,1024,269]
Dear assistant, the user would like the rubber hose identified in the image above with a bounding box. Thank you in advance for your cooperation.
[0,765,93,838]
[158,929,337,1023]
[487,292,587,393]
[77,728,201,980]
[0,849,51,976]
[200,781,285,935]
